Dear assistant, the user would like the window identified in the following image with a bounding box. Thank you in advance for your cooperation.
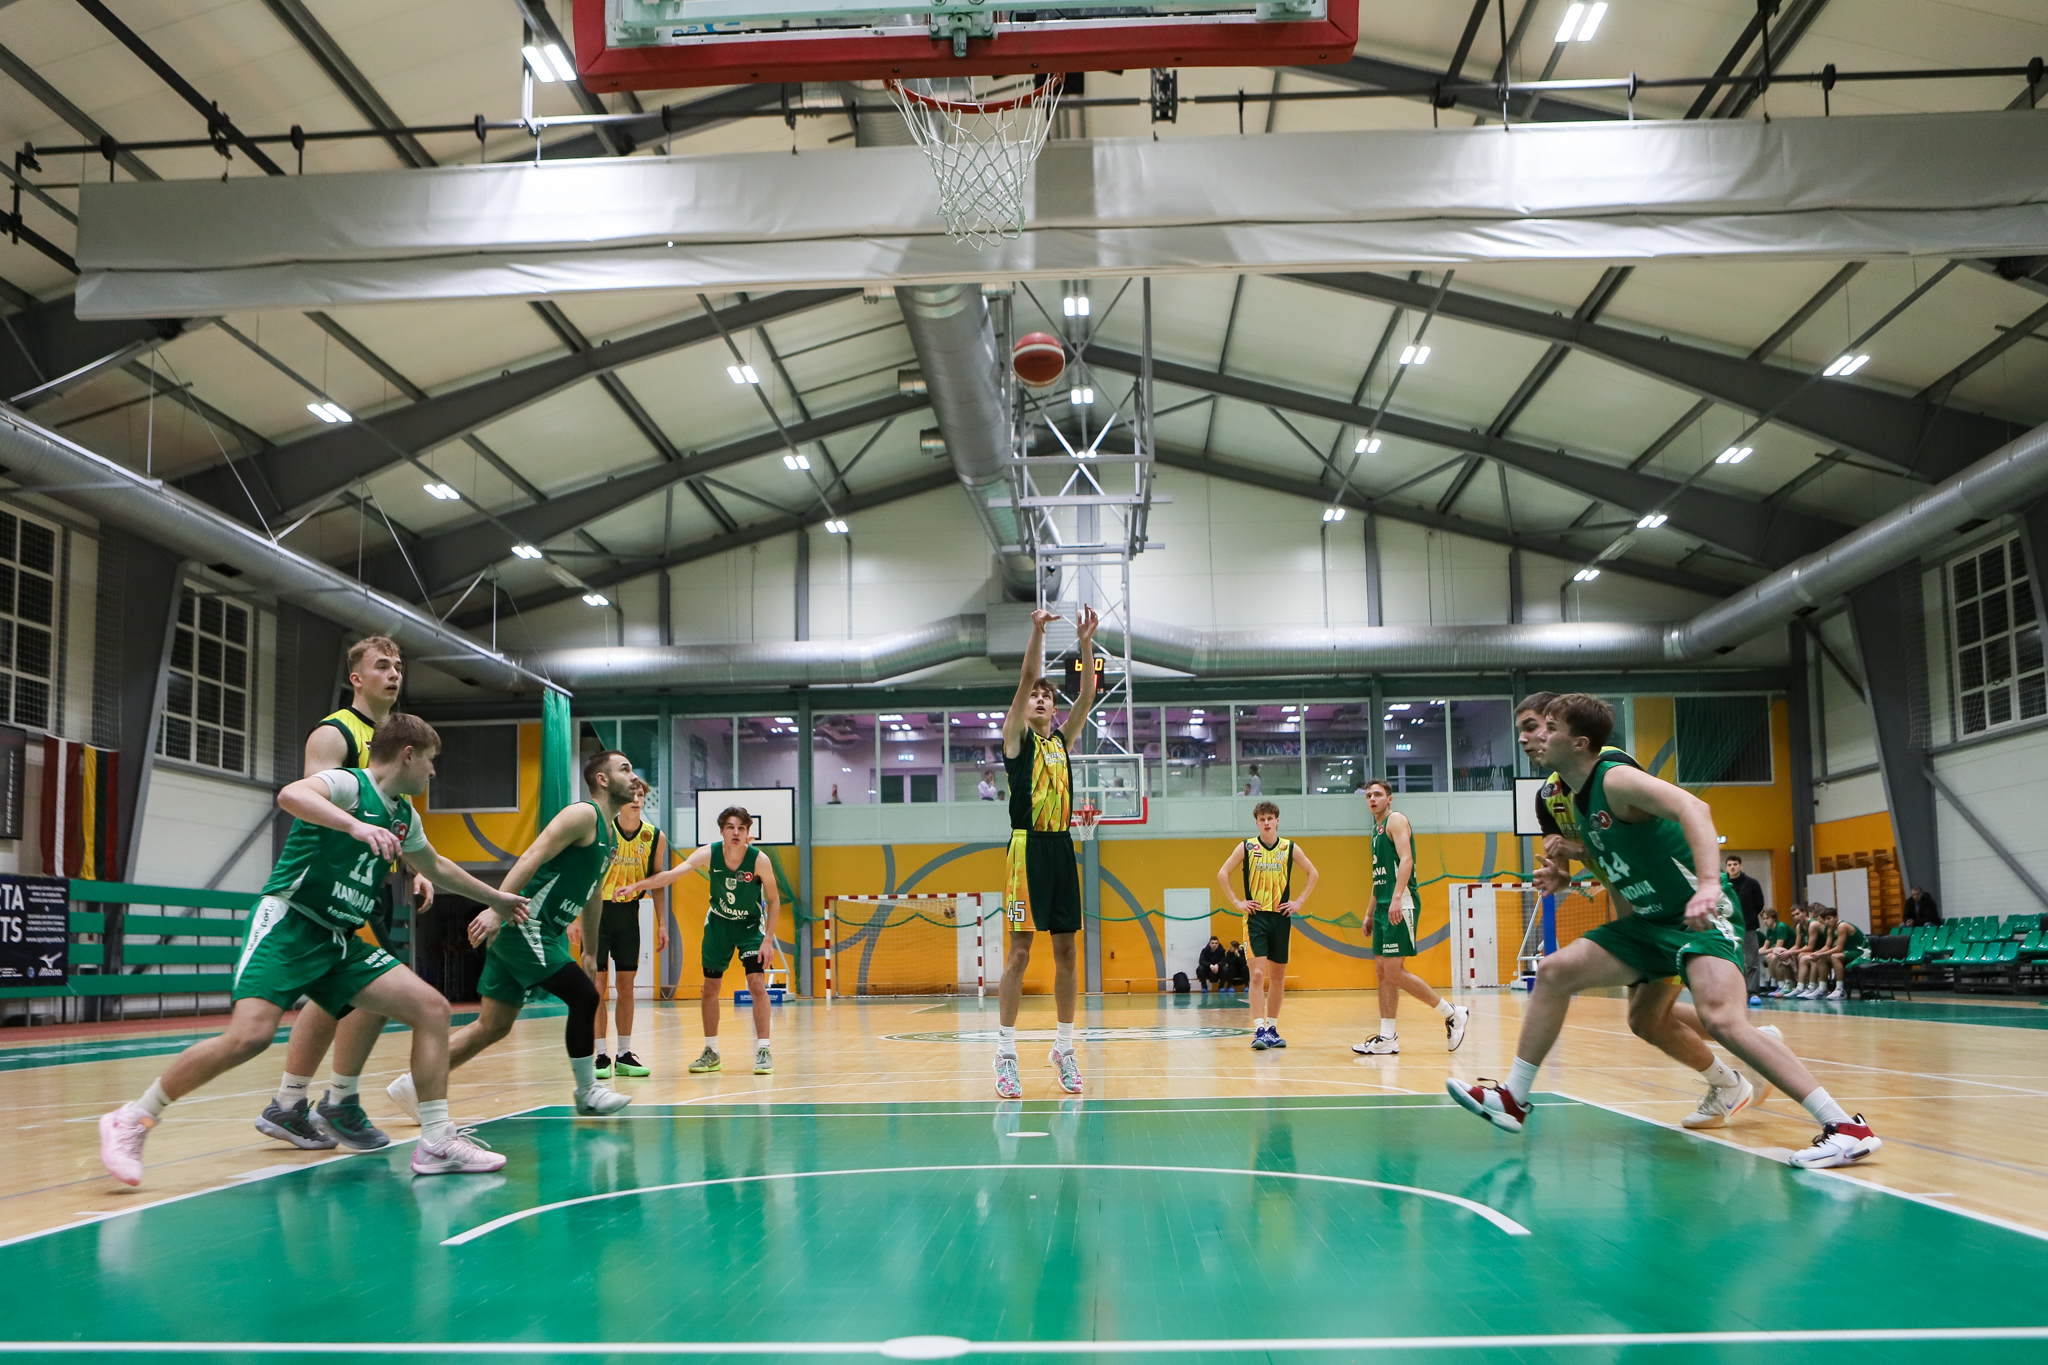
[1303,703,1372,793]
[1450,700,1513,791]
[880,712,941,803]
[1951,537,2044,736]
[429,724,519,811]
[1162,707,1222,799]
[813,714,873,805]
[1381,699,1446,792]
[1675,696,1772,785]
[158,588,250,773]
[737,715,801,791]
[948,709,1008,803]
[0,509,57,731]
[1233,705,1302,795]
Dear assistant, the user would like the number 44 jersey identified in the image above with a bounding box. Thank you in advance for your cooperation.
[263,768,429,933]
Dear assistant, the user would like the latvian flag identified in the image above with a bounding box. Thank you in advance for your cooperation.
[41,738,119,881]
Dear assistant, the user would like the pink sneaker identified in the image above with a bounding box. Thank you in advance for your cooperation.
[411,1127,508,1176]
[99,1106,154,1186]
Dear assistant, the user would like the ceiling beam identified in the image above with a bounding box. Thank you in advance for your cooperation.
[359,392,928,600]
[259,0,434,168]
[1084,344,1852,567]
[175,289,858,524]
[73,0,287,176]
[0,296,186,407]
[1710,0,1833,121]
[0,40,159,181]
[1288,271,2020,481]
[1290,53,1621,123]
[511,0,630,156]
[1151,443,1734,598]
[457,464,957,625]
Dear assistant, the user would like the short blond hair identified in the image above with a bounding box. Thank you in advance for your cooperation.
[347,635,402,676]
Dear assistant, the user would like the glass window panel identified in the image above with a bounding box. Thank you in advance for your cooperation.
[1955,558,1979,601]
[2019,625,2044,677]
[17,520,52,573]
[1962,691,1987,733]
[0,676,10,725]
[737,715,802,791]
[0,564,13,616]
[1960,646,1985,690]
[223,645,247,688]
[813,714,874,806]
[1382,699,1448,788]
[171,628,193,672]
[14,572,50,626]
[1450,699,1514,792]
[196,725,221,768]
[1163,707,1223,799]
[15,625,48,679]
[197,680,222,725]
[12,676,45,730]
[1957,601,1982,645]
[1982,547,2007,591]
[0,620,13,671]
[177,590,194,626]
[1233,705,1302,796]
[0,512,15,562]
[1989,685,2013,726]
[225,603,249,646]
[2021,673,2047,720]
[946,710,1008,803]
[198,636,222,681]
[165,672,192,717]
[1302,702,1371,794]
[222,687,246,733]
[1987,636,2012,684]
[222,732,246,773]
[2017,578,2037,626]
[160,714,191,760]
[676,717,735,823]
[1983,591,2010,639]
[199,595,223,637]
[880,711,944,802]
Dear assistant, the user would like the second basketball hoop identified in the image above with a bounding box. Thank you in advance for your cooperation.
[886,75,1061,249]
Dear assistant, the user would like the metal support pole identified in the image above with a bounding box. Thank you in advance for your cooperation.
[1083,836,1102,995]
[797,692,814,996]
[1786,620,1817,902]
[1369,678,1386,781]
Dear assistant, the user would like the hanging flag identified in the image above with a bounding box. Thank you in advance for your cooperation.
[40,738,120,881]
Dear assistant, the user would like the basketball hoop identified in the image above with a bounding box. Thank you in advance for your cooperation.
[1073,799,1101,843]
[886,75,1061,249]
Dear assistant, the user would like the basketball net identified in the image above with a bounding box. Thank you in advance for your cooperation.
[1072,799,1101,843]
[886,76,1061,248]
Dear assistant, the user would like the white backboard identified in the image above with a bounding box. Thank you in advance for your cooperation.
[693,788,796,846]
[1514,777,1548,837]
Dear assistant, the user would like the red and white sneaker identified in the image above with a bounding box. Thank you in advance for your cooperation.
[1788,1115,1882,1168]
[412,1126,508,1175]
[1445,1077,1530,1133]
[98,1106,155,1186]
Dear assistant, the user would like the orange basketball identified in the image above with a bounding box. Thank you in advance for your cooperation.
[1012,332,1067,389]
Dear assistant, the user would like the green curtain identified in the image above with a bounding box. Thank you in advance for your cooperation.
[539,688,574,827]
[1675,696,1770,786]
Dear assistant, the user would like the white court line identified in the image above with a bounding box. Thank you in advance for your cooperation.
[440,1162,1532,1246]
[504,1102,1495,1121]
[4,1327,2048,1355]
[1555,1088,2048,1245]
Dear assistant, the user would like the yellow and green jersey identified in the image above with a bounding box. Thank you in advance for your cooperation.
[316,706,378,767]
[602,818,662,902]
[1004,728,1071,834]
[1239,836,1296,914]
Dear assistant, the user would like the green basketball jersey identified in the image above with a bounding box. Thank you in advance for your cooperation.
[707,843,766,926]
[262,769,419,933]
[1840,923,1865,953]
[1575,758,1731,926]
[1765,922,1793,948]
[1370,815,1401,907]
[522,800,616,937]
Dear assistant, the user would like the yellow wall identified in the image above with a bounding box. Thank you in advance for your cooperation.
[418,721,544,863]
[1814,810,1897,864]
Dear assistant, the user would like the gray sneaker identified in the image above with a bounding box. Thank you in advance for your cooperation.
[313,1092,391,1150]
[255,1097,339,1150]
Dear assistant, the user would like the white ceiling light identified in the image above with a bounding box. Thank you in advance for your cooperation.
[1573,567,1601,582]
[581,592,610,607]
[1063,295,1091,317]
[727,364,760,384]
[423,483,460,501]
[1823,354,1871,377]
[511,543,543,559]
[823,519,849,534]
[1715,446,1754,465]
[306,401,351,423]
[521,45,558,82]
[783,453,811,470]
[1636,512,1668,529]
[1398,344,1430,366]
[1556,1,1606,41]
[776,716,795,724]
[1070,387,1095,405]
[543,44,577,81]
[1354,436,1382,454]
[1390,703,1411,711]
[1322,507,1346,522]
[880,713,904,721]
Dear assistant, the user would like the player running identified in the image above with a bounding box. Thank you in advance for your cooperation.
[1351,779,1468,1056]
[387,750,637,1121]
[98,715,524,1185]
[991,605,1101,1098]
[1449,695,1880,1169]
[1216,801,1321,1051]
[622,805,782,1076]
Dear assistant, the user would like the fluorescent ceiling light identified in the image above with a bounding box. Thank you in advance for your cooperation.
[1636,512,1668,529]
[880,714,904,721]
[1390,703,1411,711]
[581,593,610,607]
[543,44,577,81]
[1576,2,1608,39]
[1322,507,1347,522]
[1063,295,1091,317]
[727,364,759,384]
[1573,567,1601,582]
[521,45,557,82]
[1824,353,1871,377]
[1069,387,1094,405]
[783,453,811,470]
[1398,344,1430,366]
[1282,706,1298,713]
[823,519,848,534]
[1557,1,1605,41]
[511,544,543,559]
[423,483,460,501]
[1715,446,1753,465]
[1354,437,1382,454]
[307,402,351,423]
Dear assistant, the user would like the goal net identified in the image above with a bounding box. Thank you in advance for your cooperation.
[824,894,1000,997]
[1512,879,1620,976]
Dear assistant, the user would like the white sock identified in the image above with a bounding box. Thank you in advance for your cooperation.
[1253,1017,1266,1030]
[1055,1021,1075,1051]
[1505,1056,1541,1104]
[1801,1087,1852,1127]
[276,1072,313,1108]
[1434,999,1455,1020]
[1380,1018,1398,1039]
[571,1055,596,1092]
[997,1025,1018,1059]
[418,1099,453,1146]
[704,1036,720,1055]
[328,1074,360,1100]
[617,1035,632,1056]
[1699,1058,1741,1090]
[755,1032,771,1050]
[135,1078,171,1119]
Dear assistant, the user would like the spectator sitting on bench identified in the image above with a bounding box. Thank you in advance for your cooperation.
[1902,887,1941,928]
[1196,936,1227,993]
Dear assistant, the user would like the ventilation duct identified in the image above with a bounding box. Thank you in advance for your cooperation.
[0,407,558,694]
[532,615,987,690]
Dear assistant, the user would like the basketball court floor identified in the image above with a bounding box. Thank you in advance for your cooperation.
[6,990,2045,1362]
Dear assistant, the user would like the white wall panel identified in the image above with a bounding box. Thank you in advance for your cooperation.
[132,768,277,893]
[1814,770,1887,824]
[1932,727,2048,913]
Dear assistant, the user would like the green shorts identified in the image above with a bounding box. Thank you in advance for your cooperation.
[1843,945,1873,971]
[1583,910,1744,985]
[702,915,767,978]
[1246,911,1292,964]
[1371,899,1416,957]
[479,918,575,1006]
[1004,829,1082,935]
[232,897,400,1018]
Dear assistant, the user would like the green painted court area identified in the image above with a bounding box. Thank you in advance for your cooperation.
[4,1097,2045,1363]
